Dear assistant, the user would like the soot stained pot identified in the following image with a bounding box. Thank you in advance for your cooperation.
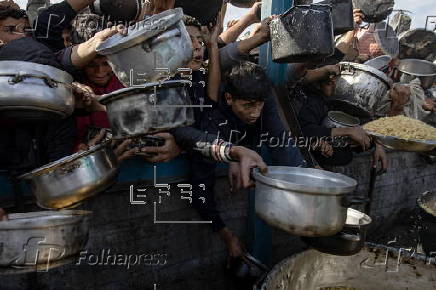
[417,191,436,255]
[331,62,392,117]
[0,210,91,267]
[96,8,192,86]
[99,80,194,139]
[90,0,141,22]
[19,143,118,209]
[0,61,74,120]
[252,167,358,237]
[270,4,335,63]
[175,0,223,25]
[352,0,394,23]
[302,208,372,256]
[319,0,354,35]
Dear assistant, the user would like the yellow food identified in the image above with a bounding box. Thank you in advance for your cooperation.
[363,116,436,141]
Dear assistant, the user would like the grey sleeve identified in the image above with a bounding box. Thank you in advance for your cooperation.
[55,46,78,76]
[219,42,249,72]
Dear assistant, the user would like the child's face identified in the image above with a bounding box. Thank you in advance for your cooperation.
[226,94,265,125]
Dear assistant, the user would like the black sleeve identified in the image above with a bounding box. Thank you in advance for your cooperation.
[33,1,77,52]
[170,126,219,152]
[45,116,75,162]
[298,98,332,138]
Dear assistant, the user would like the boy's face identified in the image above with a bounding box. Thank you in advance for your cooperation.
[225,93,265,125]
[0,17,28,44]
[84,56,113,87]
[186,25,205,71]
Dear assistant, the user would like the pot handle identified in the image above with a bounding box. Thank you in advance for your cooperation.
[4,72,58,88]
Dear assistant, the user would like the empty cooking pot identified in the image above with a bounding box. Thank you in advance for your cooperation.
[398,59,436,89]
[352,0,394,23]
[417,191,436,255]
[302,208,372,256]
[175,0,223,25]
[96,8,192,86]
[0,61,74,120]
[323,111,360,128]
[19,143,118,209]
[99,80,194,139]
[90,0,142,22]
[319,0,354,35]
[270,4,335,63]
[253,167,358,237]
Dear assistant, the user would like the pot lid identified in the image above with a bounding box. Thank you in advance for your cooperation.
[0,61,73,83]
[0,210,92,230]
[96,8,184,55]
[252,166,357,195]
[18,143,109,180]
[98,80,192,105]
[373,22,399,58]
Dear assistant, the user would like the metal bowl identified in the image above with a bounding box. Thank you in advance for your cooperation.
[96,8,192,86]
[99,80,194,139]
[323,111,360,129]
[398,59,436,89]
[364,55,392,71]
[19,143,118,209]
[367,131,436,152]
[0,61,74,120]
[253,167,357,237]
[0,210,91,267]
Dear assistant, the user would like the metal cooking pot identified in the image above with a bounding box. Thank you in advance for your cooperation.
[99,80,194,139]
[331,62,392,117]
[252,167,358,237]
[417,191,436,255]
[0,210,91,267]
[322,111,360,128]
[19,143,118,209]
[319,0,354,35]
[0,61,74,120]
[352,0,394,23]
[175,0,223,25]
[96,8,192,86]
[364,55,392,71]
[399,29,436,61]
[398,59,436,89]
[302,208,372,256]
[90,0,142,22]
[229,0,257,8]
[270,4,335,63]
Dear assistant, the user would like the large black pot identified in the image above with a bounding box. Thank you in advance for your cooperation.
[352,0,394,23]
[270,4,335,63]
[90,0,142,22]
[175,0,223,25]
[320,0,354,35]
[302,208,372,256]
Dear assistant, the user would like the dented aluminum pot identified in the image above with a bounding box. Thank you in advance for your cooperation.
[270,4,335,63]
[0,210,91,267]
[319,0,354,35]
[19,144,118,209]
[253,167,357,237]
[96,8,192,86]
[331,62,392,117]
[99,80,194,139]
[398,59,436,90]
[0,61,74,120]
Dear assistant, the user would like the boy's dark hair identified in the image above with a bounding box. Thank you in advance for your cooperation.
[0,8,27,21]
[183,15,201,30]
[226,62,272,102]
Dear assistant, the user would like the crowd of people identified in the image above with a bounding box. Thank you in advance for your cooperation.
[0,0,434,263]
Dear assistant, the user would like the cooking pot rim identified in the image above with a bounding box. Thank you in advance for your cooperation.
[328,111,360,127]
[0,210,92,230]
[340,61,392,87]
[18,143,111,180]
[253,166,357,195]
[0,61,73,83]
[398,59,436,77]
[98,80,192,105]
[96,8,183,55]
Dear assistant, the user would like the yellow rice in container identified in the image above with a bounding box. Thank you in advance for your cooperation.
[363,116,436,141]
